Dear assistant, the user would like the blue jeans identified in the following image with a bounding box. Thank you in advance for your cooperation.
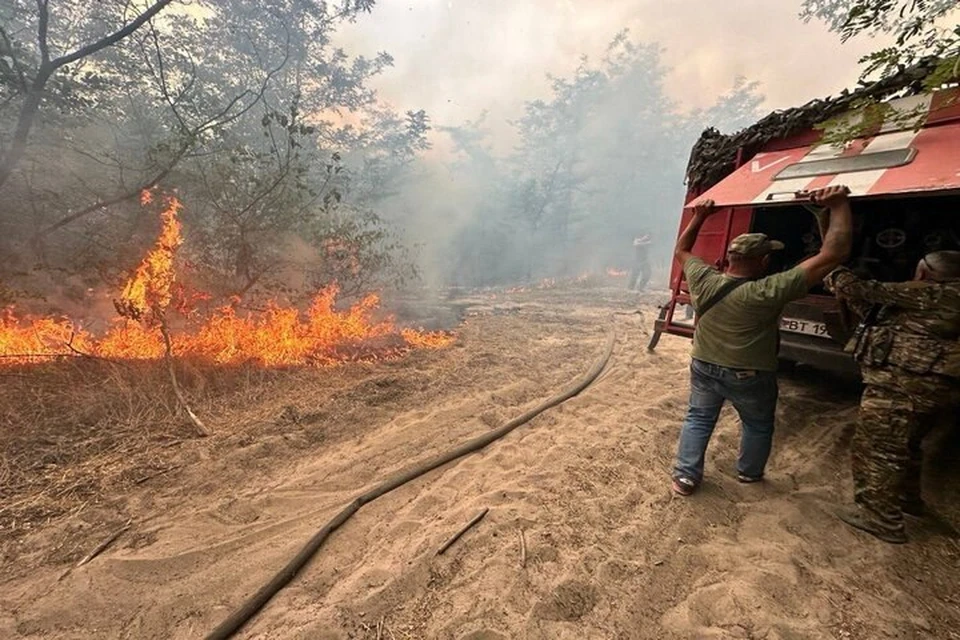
[673,358,779,484]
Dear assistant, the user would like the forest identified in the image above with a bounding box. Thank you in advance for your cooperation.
[2,1,956,304]
[0,0,765,317]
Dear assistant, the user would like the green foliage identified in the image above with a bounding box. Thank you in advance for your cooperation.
[801,0,959,85]
[814,95,935,146]
[800,0,958,144]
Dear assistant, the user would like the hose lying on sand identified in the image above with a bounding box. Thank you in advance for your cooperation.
[206,329,617,640]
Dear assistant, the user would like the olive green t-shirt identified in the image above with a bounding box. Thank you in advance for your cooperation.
[684,258,809,371]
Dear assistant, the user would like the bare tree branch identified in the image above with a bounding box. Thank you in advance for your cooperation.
[33,28,292,239]
[0,0,178,189]
[35,145,187,239]
[50,0,178,70]
[35,0,50,65]
[142,21,189,133]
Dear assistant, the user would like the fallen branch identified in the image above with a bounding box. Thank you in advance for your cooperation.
[77,519,132,568]
[0,352,76,360]
[0,338,112,361]
[134,464,184,485]
[64,330,101,360]
[518,529,527,569]
[159,317,209,438]
[436,508,489,556]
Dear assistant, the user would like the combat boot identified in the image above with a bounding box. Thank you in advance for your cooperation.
[900,498,925,518]
[836,505,908,544]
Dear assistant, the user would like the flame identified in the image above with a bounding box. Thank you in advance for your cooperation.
[94,321,165,360]
[400,328,456,349]
[115,196,182,323]
[182,286,400,366]
[504,273,592,293]
[0,196,454,367]
[0,310,91,363]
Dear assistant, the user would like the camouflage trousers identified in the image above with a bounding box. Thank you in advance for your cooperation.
[854,365,960,529]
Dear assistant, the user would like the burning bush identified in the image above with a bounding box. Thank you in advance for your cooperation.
[0,192,454,541]
[0,194,454,368]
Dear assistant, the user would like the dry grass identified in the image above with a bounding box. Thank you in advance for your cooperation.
[0,328,458,544]
[0,356,311,541]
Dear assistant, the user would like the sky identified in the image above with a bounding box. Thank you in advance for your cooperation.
[335,0,882,144]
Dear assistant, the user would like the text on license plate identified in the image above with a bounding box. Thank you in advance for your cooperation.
[780,317,828,337]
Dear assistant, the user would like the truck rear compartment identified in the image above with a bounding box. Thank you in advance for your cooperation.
[752,194,960,288]
[750,193,960,370]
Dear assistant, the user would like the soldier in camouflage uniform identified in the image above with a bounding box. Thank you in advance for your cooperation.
[825,251,960,543]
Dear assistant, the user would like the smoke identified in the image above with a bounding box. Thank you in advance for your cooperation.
[1,269,117,327]
[336,0,879,138]
[0,1,889,304]
[331,1,883,289]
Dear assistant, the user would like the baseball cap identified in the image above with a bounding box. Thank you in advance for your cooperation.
[728,233,784,257]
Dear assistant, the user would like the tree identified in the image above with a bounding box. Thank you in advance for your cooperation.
[506,33,763,279]
[413,31,765,287]
[1,0,385,233]
[691,76,766,135]
[0,0,179,189]
[801,0,959,85]
[0,0,434,306]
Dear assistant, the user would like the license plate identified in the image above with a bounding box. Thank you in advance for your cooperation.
[780,317,829,337]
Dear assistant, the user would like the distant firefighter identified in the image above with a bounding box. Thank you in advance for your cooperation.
[826,250,960,543]
[629,233,652,291]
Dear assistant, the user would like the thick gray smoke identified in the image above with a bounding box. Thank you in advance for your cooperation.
[0,0,880,311]
[335,0,878,289]
[336,0,877,129]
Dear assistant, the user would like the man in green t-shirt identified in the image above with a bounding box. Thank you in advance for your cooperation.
[672,186,854,496]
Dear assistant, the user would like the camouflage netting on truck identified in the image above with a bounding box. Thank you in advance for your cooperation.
[685,58,943,194]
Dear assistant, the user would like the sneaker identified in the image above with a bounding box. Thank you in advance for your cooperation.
[736,473,763,484]
[672,477,697,496]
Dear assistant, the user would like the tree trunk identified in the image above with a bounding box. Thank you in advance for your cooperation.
[0,68,52,189]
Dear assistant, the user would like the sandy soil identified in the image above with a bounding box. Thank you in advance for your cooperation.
[2,286,959,640]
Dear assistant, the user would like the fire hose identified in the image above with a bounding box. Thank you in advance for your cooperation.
[206,328,617,639]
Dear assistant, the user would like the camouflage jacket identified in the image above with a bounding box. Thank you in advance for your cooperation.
[824,267,960,377]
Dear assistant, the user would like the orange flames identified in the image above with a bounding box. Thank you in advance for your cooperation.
[0,194,454,367]
[399,327,457,349]
[115,196,182,323]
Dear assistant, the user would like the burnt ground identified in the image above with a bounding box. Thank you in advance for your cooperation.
[1,284,959,640]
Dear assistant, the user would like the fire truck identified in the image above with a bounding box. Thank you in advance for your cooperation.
[648,86,960,373]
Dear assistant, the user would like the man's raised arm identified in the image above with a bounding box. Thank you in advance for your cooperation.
[675,199,717,267]
[796,186,853,287]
